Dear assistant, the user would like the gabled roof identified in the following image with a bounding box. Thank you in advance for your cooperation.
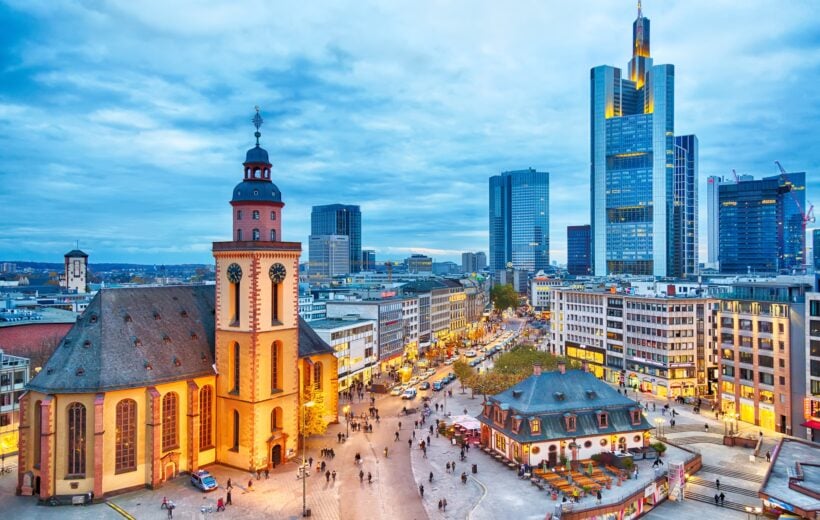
[28,285,216,394]
[299,317,334,357]
[493,369,636,414]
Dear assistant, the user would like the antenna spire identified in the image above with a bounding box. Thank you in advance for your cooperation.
[252,105,263,146]
[637,0,642,19]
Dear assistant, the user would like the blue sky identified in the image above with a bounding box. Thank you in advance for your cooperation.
[1,0,818,265]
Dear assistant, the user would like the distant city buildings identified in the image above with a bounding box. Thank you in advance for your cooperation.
[488,168,550,277]
[63,249,88,294]
[716,172,806,274]
[361,249,376,271]
[461,252,487,274]
[405,254,433,274]
[311,204,362,274]
[566,225,591,276]
[813,229,820,271]
[0,350,29,456]
[590,5,697,277]
[805,289,820,442]
[309,234,350,281]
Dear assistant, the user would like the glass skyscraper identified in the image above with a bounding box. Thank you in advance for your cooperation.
[718,172,806,274]
[489,168,550,274]
[311,204,361,273]
[567,225,591,275]
[590,4,697,277]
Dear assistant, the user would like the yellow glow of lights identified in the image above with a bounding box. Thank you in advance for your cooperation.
[761,199,776,205]
[722,201,737,206]
[614,152,646,158]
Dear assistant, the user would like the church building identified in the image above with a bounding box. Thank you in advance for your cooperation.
[16,111,338,500]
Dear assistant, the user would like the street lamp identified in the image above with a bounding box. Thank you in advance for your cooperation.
[654,417,664,438]
[302,400,315,518]
[342,404,350,438]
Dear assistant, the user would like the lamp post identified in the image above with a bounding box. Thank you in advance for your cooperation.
[302,400,315,518]
[342,404,350,438]
[654,417,664,438]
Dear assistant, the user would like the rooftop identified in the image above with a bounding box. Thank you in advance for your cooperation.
[759,437,820,515]
[307,317,375,330]
[0,307,78,327]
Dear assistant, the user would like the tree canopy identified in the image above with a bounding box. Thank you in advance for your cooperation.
[490,283,519,311]
[462,345,575,398]
[301,385,329,436]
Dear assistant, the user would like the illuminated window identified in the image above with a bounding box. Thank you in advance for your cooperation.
[313,362,323,391]
[233,342,240,393]
[530,419,541,434]
[494,432,506,451]
[115,399,137,472]
[232,410,240,450]
[67,402,86,477]
[271,407,282,431]
[199,385,213,449]
[162,392,178,451]
[271,342,281,391]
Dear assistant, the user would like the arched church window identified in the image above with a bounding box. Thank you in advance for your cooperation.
[162,392,178,451]
[67,402,86,477]
[115,399,137,472]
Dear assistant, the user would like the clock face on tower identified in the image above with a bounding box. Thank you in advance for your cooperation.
[269,263,287,283]
[226,263,243,284]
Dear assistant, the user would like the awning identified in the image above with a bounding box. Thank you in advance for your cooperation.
[800,419,820,429]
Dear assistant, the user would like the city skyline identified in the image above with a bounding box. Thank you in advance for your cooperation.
[1,1,818,264]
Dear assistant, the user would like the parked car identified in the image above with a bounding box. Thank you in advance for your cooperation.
[408,376,420,385]
[191,470,218,492]
[444,358,455,365]
[433,381,444,391]
[390,386,404,396]
[419,381,431,390]
[464,349,477,358]
[401,388,417,400]
[446,372,456,382]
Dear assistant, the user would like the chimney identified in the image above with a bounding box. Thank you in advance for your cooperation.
[582,360,589,373]
[533,363,543,376]
[557,360,566,375]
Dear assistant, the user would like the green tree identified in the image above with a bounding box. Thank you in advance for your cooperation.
[466,372,521,400]
[301,385,329,436]
[490,284,519,312]
[492,345,571,376]
[452,360,476,394]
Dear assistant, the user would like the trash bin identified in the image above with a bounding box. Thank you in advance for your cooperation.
[472,463,477,474]
[303,508,312,517]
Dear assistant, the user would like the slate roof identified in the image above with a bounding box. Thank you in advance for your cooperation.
[28,285,216,394]
[64,249,88,257]
[27,285,334,394]
[477,369,653,443]
[232,179,282,203]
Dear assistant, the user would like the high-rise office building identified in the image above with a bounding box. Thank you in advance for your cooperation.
[311,204,361,273]
[718,172,806,274]
[488,168,550,274]
[461,251,488,273]
[706,175,723,267]
[590,4,697,277]
[362,249,376,271]
[673,135,698,277]
[308,234,350,281]
[406,254,433,274]
[567,225,591,275]
[814,230,820,271]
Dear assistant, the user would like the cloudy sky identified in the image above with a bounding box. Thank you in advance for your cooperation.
[1,0,818,265]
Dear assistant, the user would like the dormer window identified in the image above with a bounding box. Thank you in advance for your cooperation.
[530,419,541,434]
[597,411,608,428]
[630,408,641,425]
[564,413,577,432]
[512,417,522,434]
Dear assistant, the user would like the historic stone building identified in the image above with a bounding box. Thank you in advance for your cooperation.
[15,112,338,500]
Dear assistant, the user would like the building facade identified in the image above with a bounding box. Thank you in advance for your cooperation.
[308,234,350,281]
[489,168,550,275]
[591,5,696,277]
[325,300,404,372]
[550,287,718,398]
[0,350,29,457]
[461,252,487,274]
[718,172,806,274]
[311,204,362,274]
[673,135,698,278]
[805,291,820,442]
[361,249,376,272]
[567,225,591,276]
[406,254,433,274]
[716,281,809,435]
[63,250,88,294]
[309,318,377,391]
[706,175,723,269]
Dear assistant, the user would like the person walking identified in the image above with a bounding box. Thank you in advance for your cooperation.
[704,423,709,432]
[395,431,400,441]
[408,438,413,449]
[442,498,447,511]
[265,468,269,479]
[714,493,719,505]
[766,450,771,462]
[719,492,725,506]
[359,469,364,482]
[248,479,253,491]
[438,499,443,511]
[368,472,372,484]
[226,489,232,505]
[226,478,232,490]
[446,462,451,473]
[332,470,337,481]
[715,478,720,490]
[419,483,424,497]
[326,470,331,483]
[596,490,602,504]
[429,471,433,483]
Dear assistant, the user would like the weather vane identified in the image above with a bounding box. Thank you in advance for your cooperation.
[252,105,263,146]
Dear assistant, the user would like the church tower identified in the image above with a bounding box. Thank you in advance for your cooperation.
[213,109,302,471]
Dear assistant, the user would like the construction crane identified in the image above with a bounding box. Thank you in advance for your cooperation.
[731,169,739,183]
[774,161,815,268]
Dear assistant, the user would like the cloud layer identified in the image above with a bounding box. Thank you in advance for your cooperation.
[1,0,818,265]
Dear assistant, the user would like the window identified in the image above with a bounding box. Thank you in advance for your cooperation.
[252,210,260,220]
[270,211,276,221]
[237,210,243,220]
[232,411,240,450]
[272,281,281,324]
[252,228,260,241]
[565,414,576,432]
[199,385,213,450]
[271,407,282,431]
[233,342,240,394]
[236,229,243,241]
[313,362,323,391]
[599,412,608,428]
[115,399,137,472]
[162,392,178,451]
[67,402,86,477]
[494,432,506,451]
[230,280,240,325]
[33,400,42,464]
[271,342,282,391]
[270,229,277,241]
[530,419,541,434]
[584,440,592,448]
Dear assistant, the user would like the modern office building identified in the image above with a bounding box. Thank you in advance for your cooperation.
[488,169,550,275]
[716,280,810,436]
[550,287,719,398]
[590,4,697,277]
[718,172,806,274]
[0,350,29,456]
[308,317,377,391]
[813,230,820,271]
[566,225,591,276]
[673,135,698,277]
[706,175,724,268]
[406,254,433,274]
[325,299,404,372]
[308,234,350,281]
[461,252,488,274]
[362,249,376,271]
[311,204,362,273]
[804,290,820,442]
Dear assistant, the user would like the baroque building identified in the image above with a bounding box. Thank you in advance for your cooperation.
[15,111,338,500]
